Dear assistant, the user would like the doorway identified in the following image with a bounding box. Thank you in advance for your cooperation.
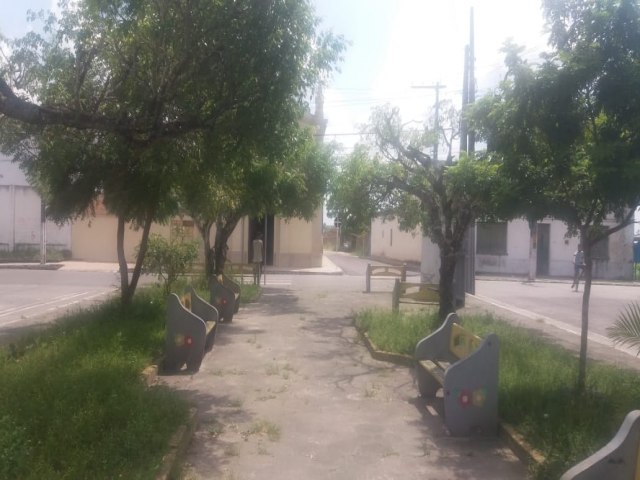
[536,223,550,276]
[248,215,274,266]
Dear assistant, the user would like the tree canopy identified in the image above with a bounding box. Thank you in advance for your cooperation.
[0,0,344,303]
[471,0,640,391]
[182,123,333,275]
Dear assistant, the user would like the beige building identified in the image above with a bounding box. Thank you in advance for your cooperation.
[72,91,328,268]
[71,207,324,268]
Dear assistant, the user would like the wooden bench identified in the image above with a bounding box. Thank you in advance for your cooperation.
[164,287,218,373]
[225,262,257,284]
[561,410,640,479]
[209,274,241,322]
[392,279,439,312]
[415,313,499,436]
[365,263,407,292]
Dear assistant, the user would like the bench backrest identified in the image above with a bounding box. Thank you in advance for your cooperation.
[368,264,406,277]
[449,323,482,360]
[180,293,192,310]
[561,410,640,480]
[397,282,439,302]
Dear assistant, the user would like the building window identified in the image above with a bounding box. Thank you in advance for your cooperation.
[476,222,508,255]
[171,219,195,239]
[592,237,609,260]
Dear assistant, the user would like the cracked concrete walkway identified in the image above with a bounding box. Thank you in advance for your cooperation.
[161,276,527,480]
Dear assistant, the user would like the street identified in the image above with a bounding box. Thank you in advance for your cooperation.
[475,278,640,339]
[0,267,120,344]
[3,254,640,365]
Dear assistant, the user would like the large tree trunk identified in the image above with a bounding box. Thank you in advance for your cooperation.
[196,220,215,278]
[213,216,241,275]
[438,243,457,320]
[116,215,129,299]
[117,209,155,306]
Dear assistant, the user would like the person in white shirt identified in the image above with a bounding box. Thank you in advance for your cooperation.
[252,234,264,285]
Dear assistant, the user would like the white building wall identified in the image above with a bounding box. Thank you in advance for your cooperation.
[475,218,634,280]
[370,217,422,263]
[0,158,71,252]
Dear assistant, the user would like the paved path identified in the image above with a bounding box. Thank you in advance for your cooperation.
[163,276,526,480]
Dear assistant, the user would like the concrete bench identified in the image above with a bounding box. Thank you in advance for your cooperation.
[561,410,640,479]
[392,279,439,312]
[365,263,406,292]
[209,274,240,322]
[164,287,218,373]
[415,313,499,436]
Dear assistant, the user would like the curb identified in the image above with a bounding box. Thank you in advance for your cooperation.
[141,365,198,479]
[0,263,63,270]
[499,422,546,468]
[357,328,546,469]
[359,330,413,367]
[156,407,197,480]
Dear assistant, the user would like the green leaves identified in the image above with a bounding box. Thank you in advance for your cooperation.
[139,232,198,295]
[607,301,640,355]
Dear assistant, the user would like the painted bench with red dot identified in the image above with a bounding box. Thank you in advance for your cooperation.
[163,287,218,373]
[209,274,240,323]
[415,313,499,436]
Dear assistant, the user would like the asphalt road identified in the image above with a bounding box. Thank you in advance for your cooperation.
[4,254,640,362]
[475,278,640,338]
[0,268,121,344]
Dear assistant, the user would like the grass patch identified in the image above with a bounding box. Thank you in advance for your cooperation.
[355,308,640,479]
[0,286,189,479]
[243,420,281,442]
[354,308,439,356]
[238,283,261,304]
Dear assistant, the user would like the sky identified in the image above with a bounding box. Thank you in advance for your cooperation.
[2,0,551,154]
[0,0,554,224]
[312,0,550,153]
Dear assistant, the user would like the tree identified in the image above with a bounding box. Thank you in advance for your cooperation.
[326,143,391,240]
[0,0,344,304]
[182,125,333,276]
[367,104,499,320]
[471,0,640,392]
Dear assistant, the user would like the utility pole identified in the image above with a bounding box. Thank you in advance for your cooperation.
[459,45,470,154]
[460,8,476,154]
[412,82,446,161]
[468,7,476,153]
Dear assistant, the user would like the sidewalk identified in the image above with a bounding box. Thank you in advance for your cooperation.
[161,275,527,480]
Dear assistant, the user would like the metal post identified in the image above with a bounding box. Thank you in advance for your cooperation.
[263,214,267,285]
[40,199,47,264]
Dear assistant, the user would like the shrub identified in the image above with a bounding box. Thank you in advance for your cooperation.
[140,231,198,294]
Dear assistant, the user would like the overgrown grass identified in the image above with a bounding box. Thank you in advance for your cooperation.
[355,309,640,479]
[355,308,439,356]
[0,287,189,479]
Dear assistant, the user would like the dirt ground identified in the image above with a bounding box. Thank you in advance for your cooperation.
[161,277,528,480]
